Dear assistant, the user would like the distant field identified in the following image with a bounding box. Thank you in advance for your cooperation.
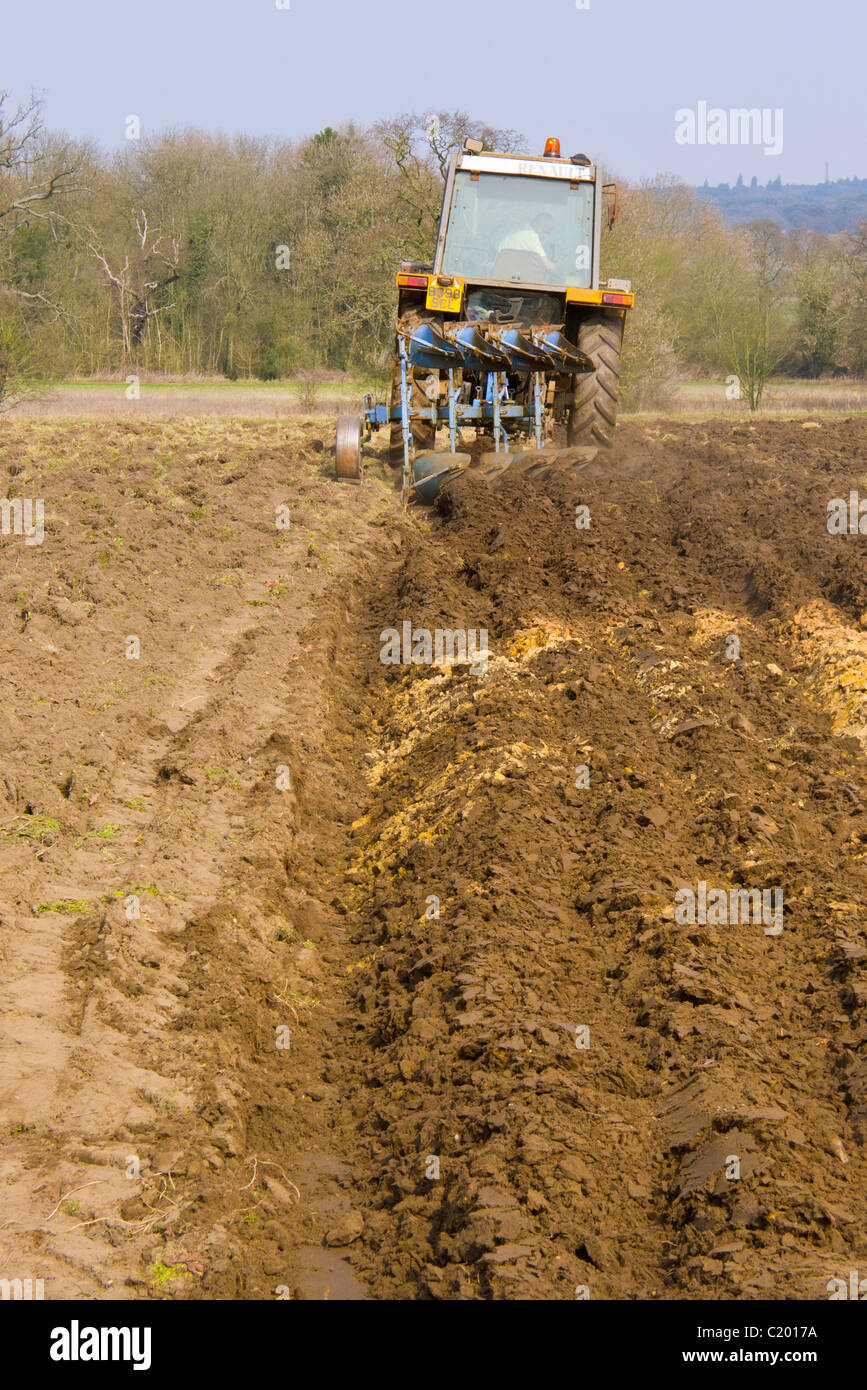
[3,374,866,419]
[670,377,867,416]
[4,376,383,419]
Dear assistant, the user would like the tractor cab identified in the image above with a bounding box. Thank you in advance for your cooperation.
[435,142,597,294]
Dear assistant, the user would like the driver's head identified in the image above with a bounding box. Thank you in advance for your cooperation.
[532,212,555,238]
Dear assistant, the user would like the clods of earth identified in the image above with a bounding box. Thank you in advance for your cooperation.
[1,415,866,1299]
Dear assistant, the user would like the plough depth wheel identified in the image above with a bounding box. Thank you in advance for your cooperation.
[335,414,363,483]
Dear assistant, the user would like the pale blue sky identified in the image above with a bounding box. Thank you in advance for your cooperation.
[3,0,864,184]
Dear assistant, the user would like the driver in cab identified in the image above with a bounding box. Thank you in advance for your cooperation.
[495,212,557,276]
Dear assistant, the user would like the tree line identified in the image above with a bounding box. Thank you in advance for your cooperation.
[0,93,865,411]
[697,176,867,234]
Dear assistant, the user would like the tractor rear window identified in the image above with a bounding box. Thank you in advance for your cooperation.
[441,171,594,289]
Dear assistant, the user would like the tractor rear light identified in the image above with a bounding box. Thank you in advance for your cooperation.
[602,292,630,305]
[544,136,561,157]
[606,277,632,292]
[398,274,429,288]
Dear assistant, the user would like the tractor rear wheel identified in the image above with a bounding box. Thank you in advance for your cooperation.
[568,313,624,449]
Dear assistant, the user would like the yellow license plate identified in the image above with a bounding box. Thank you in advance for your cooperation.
[426,282,462,313]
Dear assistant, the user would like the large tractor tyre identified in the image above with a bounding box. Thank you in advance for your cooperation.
[568,313,624,449]
[387,363,436,469]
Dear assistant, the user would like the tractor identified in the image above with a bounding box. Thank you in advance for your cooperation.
[335,136,633,501]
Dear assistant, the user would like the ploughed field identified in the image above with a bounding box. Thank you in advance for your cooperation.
[1,414,867,1300]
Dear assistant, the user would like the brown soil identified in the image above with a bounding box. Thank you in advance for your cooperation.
[1,415,866,1300]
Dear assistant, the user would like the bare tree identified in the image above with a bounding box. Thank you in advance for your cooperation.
[742,218,786,289]
[373,110,524,242]
[0,91,79,240]
[85,210,181,360]
[729,301,788,410]
[0,91,81,404]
